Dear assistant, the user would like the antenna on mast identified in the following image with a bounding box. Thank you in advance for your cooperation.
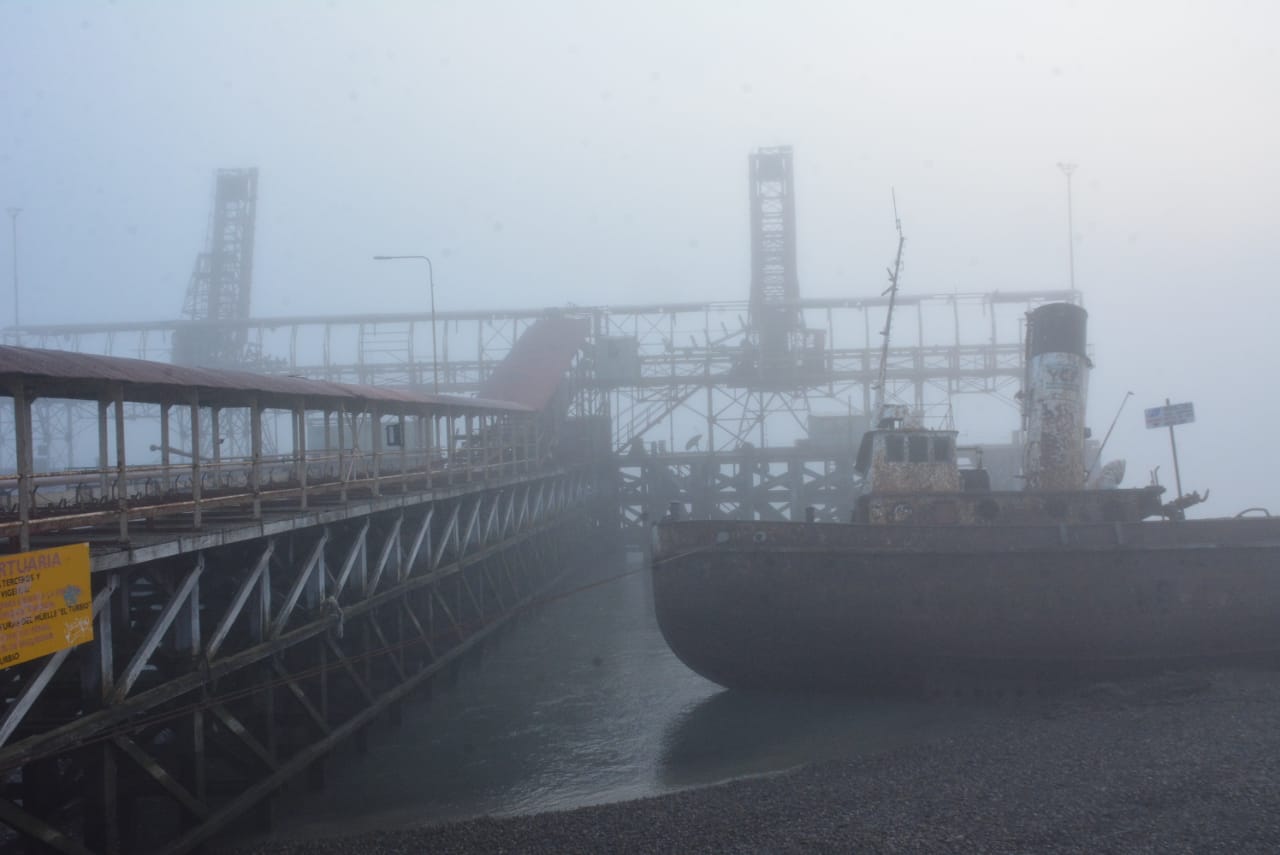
[873,190,906,422]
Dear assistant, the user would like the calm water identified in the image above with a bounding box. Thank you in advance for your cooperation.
[271,554,958,838]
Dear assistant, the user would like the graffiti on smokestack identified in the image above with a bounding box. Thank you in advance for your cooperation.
[1023,303,1090,491]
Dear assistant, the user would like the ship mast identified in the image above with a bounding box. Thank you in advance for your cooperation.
[873,191,906,424]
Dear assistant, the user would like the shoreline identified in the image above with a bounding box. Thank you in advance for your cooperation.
[220,667,1280,854]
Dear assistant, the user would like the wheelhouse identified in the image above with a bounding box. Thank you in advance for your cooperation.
[854,428,962,495]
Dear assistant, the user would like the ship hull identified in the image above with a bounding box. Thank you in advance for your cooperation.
[651,518,1280,693]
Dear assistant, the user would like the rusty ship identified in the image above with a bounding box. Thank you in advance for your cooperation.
[650,301,1280,693]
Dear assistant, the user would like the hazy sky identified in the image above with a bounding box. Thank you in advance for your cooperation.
[1,0,1277,510]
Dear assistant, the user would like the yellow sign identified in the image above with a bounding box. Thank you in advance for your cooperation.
[0,544,93,668]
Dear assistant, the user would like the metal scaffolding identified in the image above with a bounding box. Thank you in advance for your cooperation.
[2,290,1073,443]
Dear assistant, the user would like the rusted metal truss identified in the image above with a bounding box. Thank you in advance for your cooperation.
[618,449,862,532]
[2,290,1077,457]
[0,467,602,854]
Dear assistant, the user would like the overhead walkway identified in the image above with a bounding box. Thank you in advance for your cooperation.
[0,317,611,855]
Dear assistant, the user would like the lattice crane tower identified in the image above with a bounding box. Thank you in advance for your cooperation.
[747,146,806,383]
[173,168,259,367]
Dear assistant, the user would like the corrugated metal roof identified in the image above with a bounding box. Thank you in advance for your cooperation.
[478,317,590,410]
[0,345,530,413]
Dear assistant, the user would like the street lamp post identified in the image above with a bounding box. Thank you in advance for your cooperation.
[373,254,438,395]
[6,207,19,327]
[1056,162,1077,291]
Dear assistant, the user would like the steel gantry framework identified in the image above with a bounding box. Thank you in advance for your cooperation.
[0,145,1085,527]
[0,287,1077,530]
[2,290,1075,444]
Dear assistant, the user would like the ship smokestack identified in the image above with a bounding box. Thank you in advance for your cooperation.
[1023,303,1089,490]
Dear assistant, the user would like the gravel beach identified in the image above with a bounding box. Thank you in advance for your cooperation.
[222,667,1280,854]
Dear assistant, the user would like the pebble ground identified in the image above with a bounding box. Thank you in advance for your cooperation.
[219,668,1280,854]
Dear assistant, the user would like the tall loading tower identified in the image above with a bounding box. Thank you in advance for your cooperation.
[172,168,259,367]
[746,147,821,385]
[171,168,263,458]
